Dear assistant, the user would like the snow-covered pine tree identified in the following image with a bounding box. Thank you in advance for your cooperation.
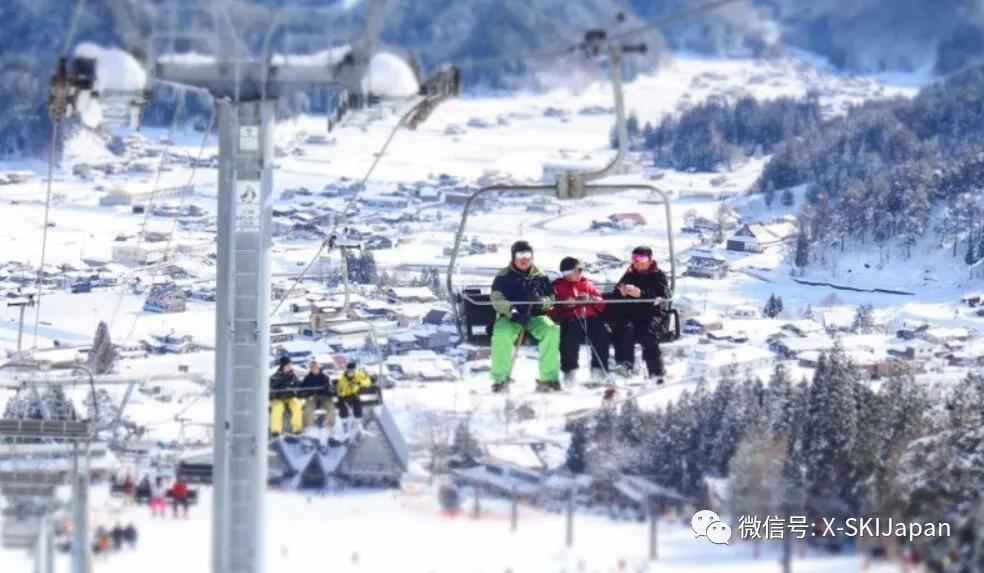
[763,294,776,318]
[566,421,588,474]
[794,229,810,269]
[728,433,787,556]
[852,304,875,333]
[705,369,738,475]
[897,374,984,571]
[781,188,794,207]
[87,320,116,375]
[800,345,862,519]
[616,398,645,447]
[452,420,481,462]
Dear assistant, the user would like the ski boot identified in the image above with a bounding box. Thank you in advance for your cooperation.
[612,363,634,379]
[562,371,577,386]
[491,378,512,393]
[535,380,563,393]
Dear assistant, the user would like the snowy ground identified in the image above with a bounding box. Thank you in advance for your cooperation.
[2,485,904,573]
[0,51,951,572]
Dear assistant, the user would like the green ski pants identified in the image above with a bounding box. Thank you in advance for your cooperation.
[490,315,560,384]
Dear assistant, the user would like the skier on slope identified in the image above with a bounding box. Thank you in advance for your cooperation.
[269,356,303,436]
[549,256,610,384]
[489,240,561,392]
[608,246,670,384]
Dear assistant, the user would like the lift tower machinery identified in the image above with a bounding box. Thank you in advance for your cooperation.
[69,1,419,572]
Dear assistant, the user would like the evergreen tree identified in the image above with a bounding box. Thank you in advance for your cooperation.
[781,188,794,207]
[616,399,645,447]
[800,345,862,519]
[794,229,810,268]
[763,294,784,318]
[626,112,640,139]
[87,320,116,375]
[852,304,875,333]
[965,238,977,266]
[566,421,589,474]
[452,420,482,461]
[763,294,776,318]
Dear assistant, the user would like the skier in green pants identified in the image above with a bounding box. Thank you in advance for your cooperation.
[489,240,561,392]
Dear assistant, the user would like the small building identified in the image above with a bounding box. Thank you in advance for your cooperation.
[444,191,485,209]
[608,212,646,229]
[112,243,164,266]
[683,315,724,335]
[363,195,410,210]
[422,309,449,326]
[386,286,438,304]
[99,188,133,206]
[726,222,797,253]
[961,293,984,308]
[686,251,729,279]
[143,284,186,313]
[771,334,834,359]
[921,327,971,345]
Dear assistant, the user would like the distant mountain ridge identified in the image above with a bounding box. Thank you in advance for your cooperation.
[2,0,983,156]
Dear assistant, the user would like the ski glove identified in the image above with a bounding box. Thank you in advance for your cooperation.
[510,307,530,327]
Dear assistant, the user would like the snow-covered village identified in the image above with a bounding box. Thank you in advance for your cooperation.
[1,1,983,573]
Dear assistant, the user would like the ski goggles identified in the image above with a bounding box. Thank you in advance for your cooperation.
[513,251,534,261]
[563,266,584,277]
[631,254,651,263]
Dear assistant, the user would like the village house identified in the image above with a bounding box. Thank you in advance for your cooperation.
[921,327,971,345]
[686,251,729,279]
[143,284,187,313]
[726,222,797,253]
[386,286,438,304]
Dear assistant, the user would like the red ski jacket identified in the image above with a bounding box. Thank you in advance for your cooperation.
[550,277,606,322]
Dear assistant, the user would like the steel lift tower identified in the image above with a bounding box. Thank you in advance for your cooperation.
[99,2,393,571]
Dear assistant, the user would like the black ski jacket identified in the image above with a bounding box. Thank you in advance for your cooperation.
[610,265,670,321]
[269,369,299,391]
[301,371,334,395]
[490,263,554,318]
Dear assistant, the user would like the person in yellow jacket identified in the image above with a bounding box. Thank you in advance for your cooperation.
[336,361,372,433]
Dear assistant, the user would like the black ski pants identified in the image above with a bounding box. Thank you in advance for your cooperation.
[559,317,611,372]
[611,315,664,376]
[337,395,363,419]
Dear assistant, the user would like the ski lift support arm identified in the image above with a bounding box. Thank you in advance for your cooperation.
[445,34,672,336]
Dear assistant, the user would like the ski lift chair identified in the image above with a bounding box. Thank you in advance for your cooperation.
[447,185,681,347]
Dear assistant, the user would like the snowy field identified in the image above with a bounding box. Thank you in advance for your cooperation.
[2,486,900,573]
[0,51,951,572]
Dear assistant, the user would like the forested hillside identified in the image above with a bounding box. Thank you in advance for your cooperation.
[4,0,984,157]
[572,347,984,571]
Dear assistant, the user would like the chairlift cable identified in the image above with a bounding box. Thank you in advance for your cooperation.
[450,0,747,72]
[269,98,426,317]
[123,105,217,343]
[107,95,192,331]
[31,126,60,351]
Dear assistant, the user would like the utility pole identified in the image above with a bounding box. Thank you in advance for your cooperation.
[565,485,576,548]
[648,494,659,561]
[9,295,35,354]
[71,441,90,573]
